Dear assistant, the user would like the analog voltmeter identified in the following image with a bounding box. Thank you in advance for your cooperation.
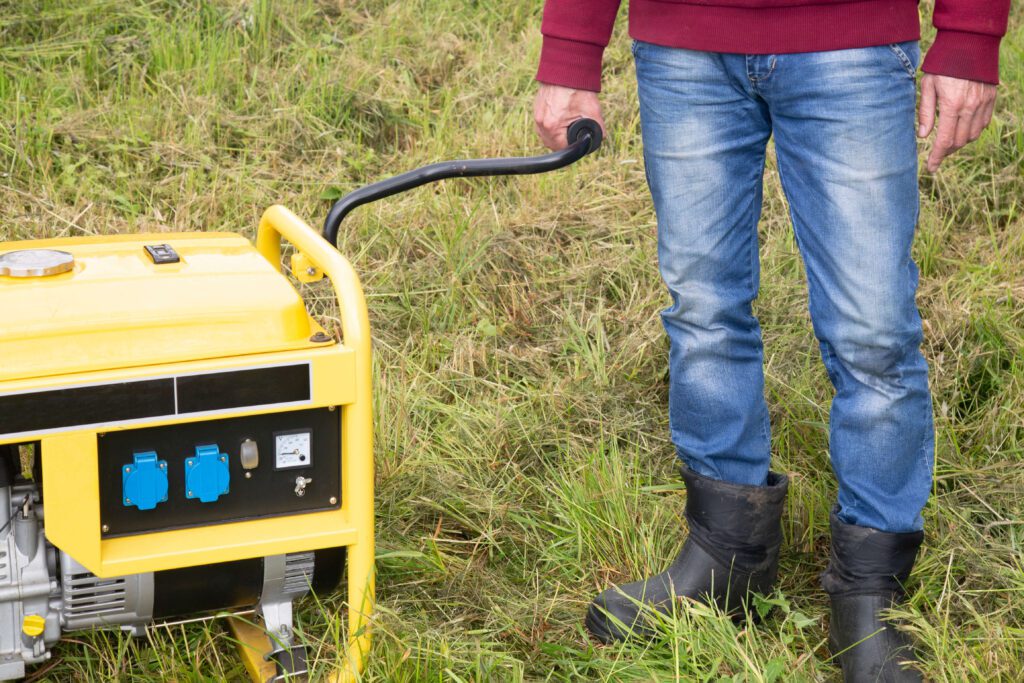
[274,430,312,469]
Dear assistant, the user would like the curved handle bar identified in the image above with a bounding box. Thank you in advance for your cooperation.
[322,118,603,246]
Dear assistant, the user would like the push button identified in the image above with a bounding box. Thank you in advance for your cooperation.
[143,243,180,264]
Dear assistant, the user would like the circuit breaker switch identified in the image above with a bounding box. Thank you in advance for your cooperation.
[240,439,259,470]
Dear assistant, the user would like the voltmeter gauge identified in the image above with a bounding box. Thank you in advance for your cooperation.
[274,430,312,469]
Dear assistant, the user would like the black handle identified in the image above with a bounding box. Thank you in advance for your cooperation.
[321,118,603,246]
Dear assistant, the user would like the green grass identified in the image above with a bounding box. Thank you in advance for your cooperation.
[2,1,1023,680]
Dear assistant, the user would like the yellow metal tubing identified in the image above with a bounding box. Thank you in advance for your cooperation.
[256,205,375,682]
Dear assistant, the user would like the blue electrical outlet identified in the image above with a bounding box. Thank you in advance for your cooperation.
[122,451,169,511]
[185,444,231,503]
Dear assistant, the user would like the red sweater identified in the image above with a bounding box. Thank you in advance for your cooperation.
[537,0,1010,91]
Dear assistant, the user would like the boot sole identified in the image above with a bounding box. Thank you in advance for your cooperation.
[584,598,769,645]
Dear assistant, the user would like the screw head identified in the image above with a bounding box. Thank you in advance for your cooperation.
[101,524,109,533]
[244,471,252,479]
[187,490,193,497]
[329,496,338,505]
[124,466,132,473]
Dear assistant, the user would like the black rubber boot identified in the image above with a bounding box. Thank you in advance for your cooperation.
[822,509,924,682]
[585,466,788,643]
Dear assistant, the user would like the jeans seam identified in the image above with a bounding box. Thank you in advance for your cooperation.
[887,43,917,79]
[750,151,770,448]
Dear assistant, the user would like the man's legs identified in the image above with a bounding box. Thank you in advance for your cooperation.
[635,41,773,486]
[765,42,933,535]
[585,41,790,643]
[765,43,931,681]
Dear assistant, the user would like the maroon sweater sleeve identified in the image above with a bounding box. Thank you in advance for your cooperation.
[922,0,1011,84]
[535,0,622,92]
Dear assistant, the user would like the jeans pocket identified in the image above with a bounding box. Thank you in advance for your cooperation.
[887,42,919,79]
[631,38,642,59]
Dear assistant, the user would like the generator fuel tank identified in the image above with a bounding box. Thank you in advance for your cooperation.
[0,232,330,382]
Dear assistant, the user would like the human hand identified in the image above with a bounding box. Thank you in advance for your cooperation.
[918,73,997,173]
[533,83,606,150]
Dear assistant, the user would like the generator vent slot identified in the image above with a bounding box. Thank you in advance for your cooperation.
[283,552,315,595]
[63,573,128,618]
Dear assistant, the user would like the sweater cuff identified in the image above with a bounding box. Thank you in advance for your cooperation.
[922,29,1002,85]
[536,35,605,92]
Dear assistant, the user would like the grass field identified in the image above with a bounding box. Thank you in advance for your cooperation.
[2,1,1023,680]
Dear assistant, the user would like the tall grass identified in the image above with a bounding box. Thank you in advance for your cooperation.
[2,1,1022,680]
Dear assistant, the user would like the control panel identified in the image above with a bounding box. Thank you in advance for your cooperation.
[97,407,341,537]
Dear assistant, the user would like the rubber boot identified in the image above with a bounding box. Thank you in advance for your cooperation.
[585,466,788,643]
[822,509,924,682]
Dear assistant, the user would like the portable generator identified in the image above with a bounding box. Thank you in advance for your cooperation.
[0,119,599,681]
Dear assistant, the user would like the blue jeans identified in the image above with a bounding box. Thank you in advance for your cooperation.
[634,40,934,533]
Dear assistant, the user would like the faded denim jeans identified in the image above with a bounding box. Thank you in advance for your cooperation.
[634,40,934,533]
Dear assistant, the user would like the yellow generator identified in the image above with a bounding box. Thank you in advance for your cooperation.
[0,119,599,681]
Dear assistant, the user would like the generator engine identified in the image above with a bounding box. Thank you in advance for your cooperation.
[0,118,599,681]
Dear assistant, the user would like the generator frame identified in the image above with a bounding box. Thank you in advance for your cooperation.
[0,206,374,682]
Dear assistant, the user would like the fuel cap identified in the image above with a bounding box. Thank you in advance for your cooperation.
[0,249,75,277]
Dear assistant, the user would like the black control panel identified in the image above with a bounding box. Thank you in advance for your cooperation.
[97,407,341,537]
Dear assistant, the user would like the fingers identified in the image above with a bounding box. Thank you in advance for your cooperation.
[970,97,995,141]
[533,113,570,151]
[953,86,986,148]
[921,75,997,173]
[534,119,568,151]
[533,83,604,151]
[953,108,974,149]
[925,100,958,173]
[533,90,567,150]
[918,75,936,138]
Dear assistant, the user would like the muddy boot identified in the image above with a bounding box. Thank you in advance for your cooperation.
[822,510,924,682]
[585,466,788,643]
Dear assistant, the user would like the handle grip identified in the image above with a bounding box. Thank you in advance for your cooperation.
[322,118,602,247]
